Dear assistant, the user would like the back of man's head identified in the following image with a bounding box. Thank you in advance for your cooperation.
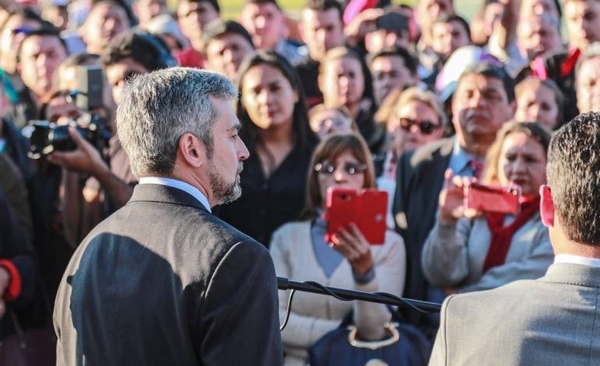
[547,111,600,245]
[116,67,236,178]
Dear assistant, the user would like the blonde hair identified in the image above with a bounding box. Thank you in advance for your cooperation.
[376,86,447,127]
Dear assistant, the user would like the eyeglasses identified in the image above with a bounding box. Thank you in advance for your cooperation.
[314,161,367,176]
[398,117,440,135]
[311,117,351,131]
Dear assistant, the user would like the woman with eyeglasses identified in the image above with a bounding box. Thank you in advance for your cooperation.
[270,132,406,366]
[421,121,554,294]
[380,87,447,179]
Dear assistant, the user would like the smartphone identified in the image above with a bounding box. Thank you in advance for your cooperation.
[465,183,521,215]
[324,187,388,245]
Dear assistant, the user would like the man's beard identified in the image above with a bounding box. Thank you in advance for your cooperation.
[208,160,243,205]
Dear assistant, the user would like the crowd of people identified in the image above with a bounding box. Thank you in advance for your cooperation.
[0,0,600,364]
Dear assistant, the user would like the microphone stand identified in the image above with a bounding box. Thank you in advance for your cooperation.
[277,277,441,313]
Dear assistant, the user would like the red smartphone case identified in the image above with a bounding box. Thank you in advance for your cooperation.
[324,187,388,245]
[465,184,521,215]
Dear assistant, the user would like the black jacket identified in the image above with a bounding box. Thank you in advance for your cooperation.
[54,184,283,365]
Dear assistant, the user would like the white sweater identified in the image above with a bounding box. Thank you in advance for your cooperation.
[270,221,406,366]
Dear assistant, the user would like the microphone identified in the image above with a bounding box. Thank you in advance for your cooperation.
[277,277,441,313]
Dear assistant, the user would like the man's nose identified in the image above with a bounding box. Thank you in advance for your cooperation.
[238,139,250,161]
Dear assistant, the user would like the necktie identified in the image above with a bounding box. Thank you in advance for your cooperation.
[469,159,484,179]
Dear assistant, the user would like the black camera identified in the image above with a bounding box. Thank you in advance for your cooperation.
[25,113,110,159]
[23,66,111,160]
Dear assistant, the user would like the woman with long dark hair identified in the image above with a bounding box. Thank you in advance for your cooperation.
[217,50,318,246]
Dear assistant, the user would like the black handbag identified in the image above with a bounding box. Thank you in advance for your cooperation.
[308,311,431,366]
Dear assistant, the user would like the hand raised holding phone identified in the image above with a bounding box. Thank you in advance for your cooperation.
[438,169,478,224]
[439,169,522,224]
[329,223,374,276]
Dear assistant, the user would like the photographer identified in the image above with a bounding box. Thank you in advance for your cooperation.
[421,122,554,294]
[43,31,174,243]
[39,53,131,246]
[13,26,68,129]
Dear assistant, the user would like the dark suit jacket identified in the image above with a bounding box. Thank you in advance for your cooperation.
[430,262,600,366]
[393,137,454,331]
[54,184,283,366]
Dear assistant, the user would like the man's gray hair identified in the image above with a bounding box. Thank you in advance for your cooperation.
[116,67,237,178]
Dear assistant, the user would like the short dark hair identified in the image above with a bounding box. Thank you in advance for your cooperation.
[179,0,220,13]
[91,0,136,26]
[243,0,281,10]
[18,27,68,59]
[368,46,417,76]
[304,0,343,19]
[457,62,516,103]
[202,20,255,49]
[101,31,170,71]
[547,112,600,245]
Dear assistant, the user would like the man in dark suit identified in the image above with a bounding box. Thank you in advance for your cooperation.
[430,111,600,365]
[393,62,516,336]
[53,68,284,365]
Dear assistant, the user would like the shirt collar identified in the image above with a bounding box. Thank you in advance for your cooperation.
[138,177,211,213]
[554,253,600,269]
[448,139,481,177]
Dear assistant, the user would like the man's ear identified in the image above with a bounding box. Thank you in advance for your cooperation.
[540,184,555,227]
[178,133,204,168]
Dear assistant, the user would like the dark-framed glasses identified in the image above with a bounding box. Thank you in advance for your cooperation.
[314,161,367,176]
[398,117,440,135]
